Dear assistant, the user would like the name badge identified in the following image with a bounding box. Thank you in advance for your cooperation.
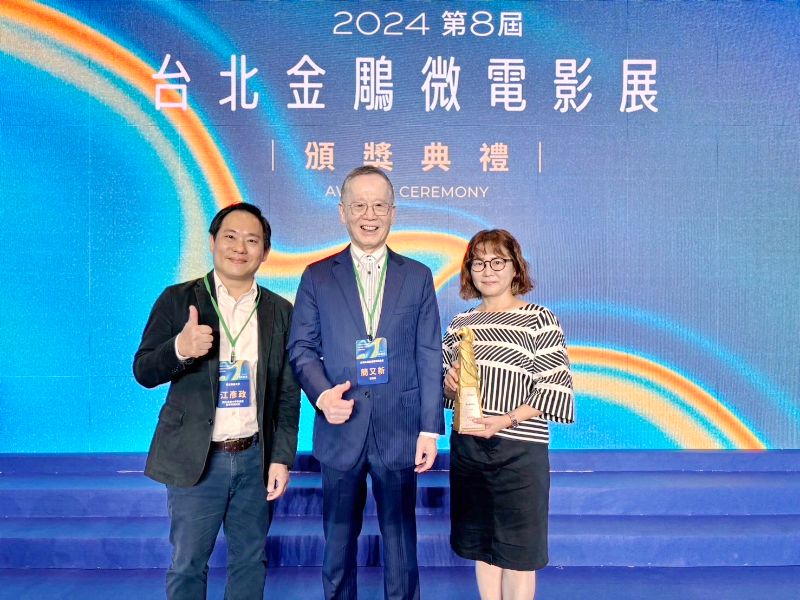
[356,337,388,385]
[218,360,251,408]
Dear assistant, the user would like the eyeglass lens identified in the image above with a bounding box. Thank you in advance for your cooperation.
[471,259,509,271]
[348,202,392,216]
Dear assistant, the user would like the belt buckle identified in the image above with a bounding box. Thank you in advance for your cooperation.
[233,434,252,453]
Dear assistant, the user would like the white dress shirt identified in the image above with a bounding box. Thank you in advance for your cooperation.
[349,245,438,440]
[175,273,260,441]
[210,273,260,441]
[350,244,387,338]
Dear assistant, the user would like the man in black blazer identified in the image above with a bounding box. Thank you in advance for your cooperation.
[134,203,299,599]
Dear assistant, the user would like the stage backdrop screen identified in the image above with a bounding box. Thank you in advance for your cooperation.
[1,1,798,452]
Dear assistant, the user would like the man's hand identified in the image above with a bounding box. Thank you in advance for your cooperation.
[317,381,355,424]
[414,435,438,473]
[176,306,213,358]
[266,463,290,501]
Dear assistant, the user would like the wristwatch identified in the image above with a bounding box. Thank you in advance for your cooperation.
[506,412,519,429]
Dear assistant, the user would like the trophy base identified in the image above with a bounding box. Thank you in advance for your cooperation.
[454,387,485,432]
[454,417,486,433]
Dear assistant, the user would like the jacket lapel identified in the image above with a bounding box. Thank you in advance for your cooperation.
[195,271,220,410]
[256,290,275,412]
[332,247,368,339]
[376,248,406,337]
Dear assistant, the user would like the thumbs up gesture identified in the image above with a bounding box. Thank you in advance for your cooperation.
[176,306,213,358]
[317,381,355,425]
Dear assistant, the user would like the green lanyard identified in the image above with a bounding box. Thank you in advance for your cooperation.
[203,274,261,362]
[353,254,388,340]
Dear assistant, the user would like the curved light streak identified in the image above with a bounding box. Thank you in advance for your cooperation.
[557,300,799,426]
[2,0,471,287]
[0,17,208,279]
[2,0,243,207]
[571,346,766,449]
[573,371,721,448]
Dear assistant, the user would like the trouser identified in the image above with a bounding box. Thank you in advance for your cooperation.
[321,423,419,600]
[166,439,270,600]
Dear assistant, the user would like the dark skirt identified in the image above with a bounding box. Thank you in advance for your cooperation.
[449,433,550,571]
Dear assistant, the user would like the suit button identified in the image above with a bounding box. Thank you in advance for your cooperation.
[365,391,371,398]
[208,419,213,426]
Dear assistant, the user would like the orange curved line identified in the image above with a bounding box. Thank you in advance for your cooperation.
[3,2,473,289]
[2,0,242,205]
[571,346,765,449]
[391,232,466,289]
[574,371,722,448]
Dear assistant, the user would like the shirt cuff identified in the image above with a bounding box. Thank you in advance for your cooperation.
[419,431,440,440]
[174,336,191,362]
[316,389,330,407]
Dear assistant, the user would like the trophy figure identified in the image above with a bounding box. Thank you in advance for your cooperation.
[454,327,485,432]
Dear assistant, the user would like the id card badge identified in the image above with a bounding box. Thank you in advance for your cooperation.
[217,360,251,408]
[356,337,388,385]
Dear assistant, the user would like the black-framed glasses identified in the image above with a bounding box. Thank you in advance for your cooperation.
[470,258,513,272]
[343,202,394,216]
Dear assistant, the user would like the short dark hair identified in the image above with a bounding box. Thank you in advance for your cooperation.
[340,165,395,203]
[459,229,534,300]
[208,203,272,252]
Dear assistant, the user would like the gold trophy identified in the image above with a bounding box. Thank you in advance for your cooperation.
[454,327,485,432]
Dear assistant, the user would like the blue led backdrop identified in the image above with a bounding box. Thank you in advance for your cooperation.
[1,1,798,452]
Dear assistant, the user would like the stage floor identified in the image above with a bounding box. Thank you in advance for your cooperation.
[2,565,799,600]
[2,451,799,598]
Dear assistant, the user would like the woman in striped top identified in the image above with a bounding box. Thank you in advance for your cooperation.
[443,229,575,600]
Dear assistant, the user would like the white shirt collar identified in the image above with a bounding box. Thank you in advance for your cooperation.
[350,244,387,265]
[212,271,258,301]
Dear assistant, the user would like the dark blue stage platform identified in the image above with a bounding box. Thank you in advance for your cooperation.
[1,451,799,599]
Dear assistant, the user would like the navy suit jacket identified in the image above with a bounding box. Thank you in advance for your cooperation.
[133,271,300,487]
[288,246,444,471]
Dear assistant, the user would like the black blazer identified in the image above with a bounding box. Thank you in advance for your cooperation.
[133,271,300,487]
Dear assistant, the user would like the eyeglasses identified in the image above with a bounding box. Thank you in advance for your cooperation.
[470,258,513,272]
[343,202,394,216]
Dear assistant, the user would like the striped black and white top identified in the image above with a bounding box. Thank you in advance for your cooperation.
[442,303,575,444]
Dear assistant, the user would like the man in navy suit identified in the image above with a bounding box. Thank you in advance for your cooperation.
[288,166,444,600]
